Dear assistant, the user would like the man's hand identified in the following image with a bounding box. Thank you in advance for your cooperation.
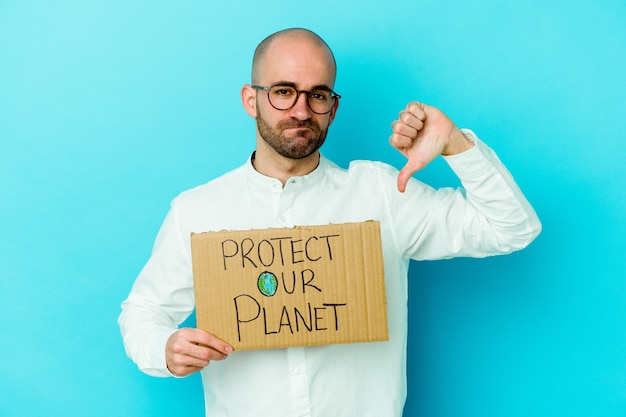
[389,102,473,192]
[165,328,233,377]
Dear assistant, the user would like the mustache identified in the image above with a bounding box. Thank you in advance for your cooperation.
[277,119,319,131]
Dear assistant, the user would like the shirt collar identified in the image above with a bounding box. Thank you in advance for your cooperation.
[245,151,330,189]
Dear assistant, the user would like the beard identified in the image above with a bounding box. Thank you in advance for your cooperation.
[256,109,328,160]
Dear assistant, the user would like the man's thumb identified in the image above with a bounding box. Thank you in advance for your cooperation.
[397,159,427,193]
[396,165,412,193]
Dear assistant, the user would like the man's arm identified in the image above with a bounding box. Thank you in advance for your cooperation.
[388,101,541,259]
[118,205,232,378]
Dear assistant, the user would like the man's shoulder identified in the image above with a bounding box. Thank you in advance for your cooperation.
[342,159,400,179]
[174,164,247,204]
[318,158,401,192]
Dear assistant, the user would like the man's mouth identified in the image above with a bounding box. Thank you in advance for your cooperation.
[279,120,317,131]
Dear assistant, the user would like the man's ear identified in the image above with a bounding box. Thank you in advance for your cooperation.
[241,84,257,118]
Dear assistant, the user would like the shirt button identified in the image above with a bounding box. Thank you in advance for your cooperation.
[293,367,300,374]
[278,215,286,222]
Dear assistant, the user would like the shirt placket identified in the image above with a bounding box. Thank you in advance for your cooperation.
[277,179,312,416]
[287,346,311,416]
[276,179,298,227]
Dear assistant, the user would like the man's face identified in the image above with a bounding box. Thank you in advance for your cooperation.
[253,36,338,160]
[255,102,329,160]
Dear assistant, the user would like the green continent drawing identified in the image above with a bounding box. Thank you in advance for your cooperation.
[257,271,278,297]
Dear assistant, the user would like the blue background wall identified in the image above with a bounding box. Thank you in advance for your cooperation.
[1,1,625,416]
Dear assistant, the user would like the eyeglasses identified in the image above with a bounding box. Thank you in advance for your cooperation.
[252,84,341,115]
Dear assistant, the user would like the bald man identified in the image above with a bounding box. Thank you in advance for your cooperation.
[119,28,541,417]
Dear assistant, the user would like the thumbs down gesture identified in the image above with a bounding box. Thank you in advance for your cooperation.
[389,102,474,192]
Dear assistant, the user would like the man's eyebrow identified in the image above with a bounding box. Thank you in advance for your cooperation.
[311,84,333,92]
[272,81,297,88]
[272,81,332,92]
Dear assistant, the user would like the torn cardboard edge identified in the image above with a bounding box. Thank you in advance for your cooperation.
[191,221,388,351]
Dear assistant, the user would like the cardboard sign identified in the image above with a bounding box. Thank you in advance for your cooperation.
[191,221,388,351]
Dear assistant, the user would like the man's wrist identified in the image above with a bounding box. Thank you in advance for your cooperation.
[442,127,475,156]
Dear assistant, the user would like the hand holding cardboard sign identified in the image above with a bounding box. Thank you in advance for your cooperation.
[389,101,473,193]
[165,328,233,377]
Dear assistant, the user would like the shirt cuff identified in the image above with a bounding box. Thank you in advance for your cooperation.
[442,129,501,181]
[140,327,179,378]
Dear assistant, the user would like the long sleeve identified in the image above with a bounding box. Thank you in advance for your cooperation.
[118,201,195,377]
[390,130,542,261]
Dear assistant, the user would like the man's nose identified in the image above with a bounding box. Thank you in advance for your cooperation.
[288,92,312,120]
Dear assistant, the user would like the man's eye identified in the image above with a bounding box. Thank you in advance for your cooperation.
[310,91,330,101]
[274,88,295,96]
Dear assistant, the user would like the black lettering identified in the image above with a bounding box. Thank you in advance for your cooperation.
[233,294,260,342]
[241,238,257,268]
[280,270,296,294]
[314,306,327,331]
[270,236,291,266]
[262,307,278,335]
[323,303,347,331]
[221,239,239,271]
[257,239,275,267]
[278,306,294,334]
[301,269,322,293]
[319,234,340,261]
[291,239,304,263]
[304,236,321,261]
[293,303,313,332]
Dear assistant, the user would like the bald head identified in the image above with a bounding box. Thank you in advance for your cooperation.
[251,28,337,85]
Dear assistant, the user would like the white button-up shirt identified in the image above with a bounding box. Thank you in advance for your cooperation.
[119,132,541,417]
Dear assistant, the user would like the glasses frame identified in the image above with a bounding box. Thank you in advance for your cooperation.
[252,84,341,115]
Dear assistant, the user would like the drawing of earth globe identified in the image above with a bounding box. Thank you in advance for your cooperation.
[257,271,278,297]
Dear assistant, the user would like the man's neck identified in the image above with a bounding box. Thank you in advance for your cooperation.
[252,148,320,186]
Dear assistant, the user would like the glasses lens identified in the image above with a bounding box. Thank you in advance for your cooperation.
[307,90,333,114]
[268,85,335,114]
[268,85,298,110]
